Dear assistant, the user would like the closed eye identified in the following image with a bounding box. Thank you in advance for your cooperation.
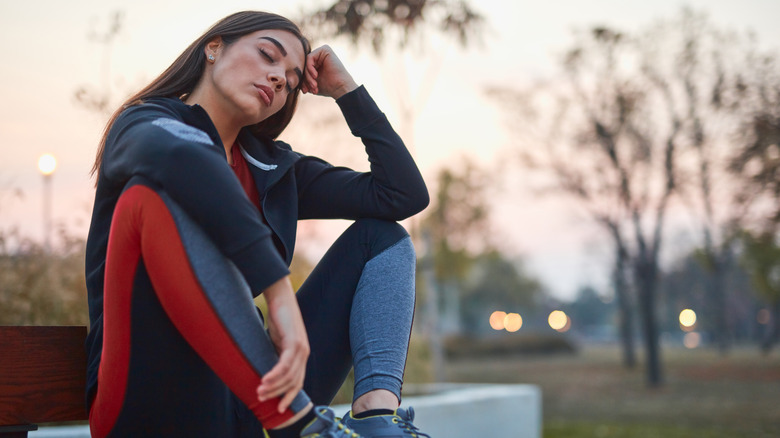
[259,48,274,62]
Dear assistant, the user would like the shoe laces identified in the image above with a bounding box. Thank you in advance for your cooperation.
[309,407,361,438]
[391,414,430,437]
[333,422,360,438]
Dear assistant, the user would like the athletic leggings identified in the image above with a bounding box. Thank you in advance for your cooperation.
[89,177,416,437]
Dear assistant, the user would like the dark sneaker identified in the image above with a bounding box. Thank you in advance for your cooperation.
[300,406,362,438]
[341,407,430,437]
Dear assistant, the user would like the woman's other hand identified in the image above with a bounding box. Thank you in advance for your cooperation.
[301,45,358,99]
[256,276,310,413]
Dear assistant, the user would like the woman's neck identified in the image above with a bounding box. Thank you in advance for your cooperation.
[185,90,240,164]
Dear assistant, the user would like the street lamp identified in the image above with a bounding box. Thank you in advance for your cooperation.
[37,154,57,252]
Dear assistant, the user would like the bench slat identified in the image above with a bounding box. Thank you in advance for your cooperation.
[0,326,89,426]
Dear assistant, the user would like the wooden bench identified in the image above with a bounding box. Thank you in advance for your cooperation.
[0,326,89,437]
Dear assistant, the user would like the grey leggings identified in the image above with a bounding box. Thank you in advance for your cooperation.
[297,218,416,405]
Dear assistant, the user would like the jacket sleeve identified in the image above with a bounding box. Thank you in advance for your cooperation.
[101,103,289,295]
[294,86,430,221]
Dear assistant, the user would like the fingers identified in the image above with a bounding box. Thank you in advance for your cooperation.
[302,54,319,94]
[256,349,307,412]
[304,45,356,99]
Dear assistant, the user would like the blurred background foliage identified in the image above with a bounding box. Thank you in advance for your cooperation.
[0,221,88,326]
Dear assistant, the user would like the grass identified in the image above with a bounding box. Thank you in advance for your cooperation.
[443,343,780,437]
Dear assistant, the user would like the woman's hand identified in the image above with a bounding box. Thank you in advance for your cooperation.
[301,45,359,99]
[256,276,310,413]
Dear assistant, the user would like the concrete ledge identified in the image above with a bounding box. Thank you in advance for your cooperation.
[334,383,542,438]
[31,383,541,437]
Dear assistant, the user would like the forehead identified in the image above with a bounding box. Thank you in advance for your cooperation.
[247,29,305,65]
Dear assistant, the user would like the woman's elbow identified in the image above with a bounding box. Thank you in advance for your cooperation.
[410,189,430,215]
[392,189,429,220]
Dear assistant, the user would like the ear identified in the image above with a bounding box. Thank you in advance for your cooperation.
[204,36,223,60]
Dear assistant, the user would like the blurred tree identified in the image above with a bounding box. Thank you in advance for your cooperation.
[563,286,616,339]
[460,250,543,335]
[416,160,545,376]
[737,231,780,353]
[497,25,679,386]
[605,218,637,368]
[298,0,485,156]
[660,246,760,344]
[419,161,490,374]
[0,226,89,326]
[629,9,775,354]
[424,161,491,281]
[493,8,780,385]
[420,161,543,329]
[727,52,780,351]
[638,10,780,353]
[74,10,124,115]
[298,0,484,55]
[728,50,780,233]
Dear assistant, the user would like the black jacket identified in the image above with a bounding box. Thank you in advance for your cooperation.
[84,85,429,402]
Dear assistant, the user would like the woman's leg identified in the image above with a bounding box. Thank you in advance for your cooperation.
[90,177,310,437]
[296,219,416,407]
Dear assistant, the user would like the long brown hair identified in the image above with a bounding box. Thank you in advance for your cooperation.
[91,11,311,178]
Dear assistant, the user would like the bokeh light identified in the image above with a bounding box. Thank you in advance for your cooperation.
[548,310,570,332]
[37,154,57,176]
[683,331,701,349]
[503,313,522,332]
[679,309,697,331]
[757,308,770,325]
[489,311,507,331]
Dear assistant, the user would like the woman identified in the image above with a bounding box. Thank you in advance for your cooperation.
[84,10,430,438]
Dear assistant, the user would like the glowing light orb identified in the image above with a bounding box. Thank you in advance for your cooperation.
[757,308,770,325]
[679,309,697,330]
[489,311,507,331]
[38,154,57,175]
[683,331,701,349]
[548,310,569,331]
[503,313,523,332]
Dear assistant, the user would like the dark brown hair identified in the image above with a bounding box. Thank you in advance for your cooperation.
[91,11,311,178]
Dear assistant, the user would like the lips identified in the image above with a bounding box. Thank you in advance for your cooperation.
[254,84,274,106]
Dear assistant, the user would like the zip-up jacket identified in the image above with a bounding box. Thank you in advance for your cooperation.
[83,85,429,402]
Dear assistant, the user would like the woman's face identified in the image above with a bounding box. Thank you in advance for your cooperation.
[207,29,305,126]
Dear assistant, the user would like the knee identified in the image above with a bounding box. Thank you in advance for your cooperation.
[352,218,408,240]
[350,219,412,258]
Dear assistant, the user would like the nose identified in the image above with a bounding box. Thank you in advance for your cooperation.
[269,70,286,92]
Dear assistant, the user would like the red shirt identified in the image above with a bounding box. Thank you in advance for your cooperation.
[230,143,262,211]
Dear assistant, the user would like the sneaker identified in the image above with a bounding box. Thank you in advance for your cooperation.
[341,407,430,437]
[300,406,362,437]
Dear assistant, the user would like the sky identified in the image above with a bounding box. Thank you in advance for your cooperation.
[1,0,778,300]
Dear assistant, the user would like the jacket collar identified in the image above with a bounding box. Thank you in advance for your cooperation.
[237,128,300,190]
[145,97,224,151]
[145,96,300,189]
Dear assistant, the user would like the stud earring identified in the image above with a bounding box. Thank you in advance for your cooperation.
[208,54,215,62]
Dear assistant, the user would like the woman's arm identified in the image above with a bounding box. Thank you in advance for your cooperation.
[102,103,289,295]
[295,47,430,220]
[256,276,310,413]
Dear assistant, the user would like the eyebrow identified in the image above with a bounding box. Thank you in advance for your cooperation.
[259,36,304,87]
[260,36,287,56]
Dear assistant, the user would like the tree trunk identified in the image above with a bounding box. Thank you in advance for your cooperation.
[636,260,663,386]
[421,233,446,382]
[708,255,731,355]
[761,299,780,354]
[613,252,636,368]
